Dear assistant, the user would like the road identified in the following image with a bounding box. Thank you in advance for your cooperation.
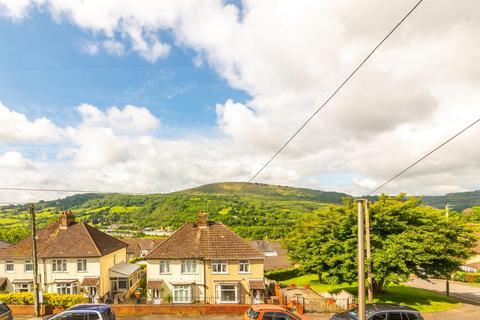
[406,278,480,305]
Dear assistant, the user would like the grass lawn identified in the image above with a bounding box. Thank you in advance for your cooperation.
[281,274,460,312]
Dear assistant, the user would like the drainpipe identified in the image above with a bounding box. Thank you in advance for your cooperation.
[203,259,206,303]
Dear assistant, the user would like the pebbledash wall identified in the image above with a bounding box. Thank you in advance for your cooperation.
[9,304,250,316]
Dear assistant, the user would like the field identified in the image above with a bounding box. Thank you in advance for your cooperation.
[281,274,460,312]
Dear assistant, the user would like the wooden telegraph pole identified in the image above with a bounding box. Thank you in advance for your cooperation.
[365,200,373,303]
[357,200,366,320]
[29,204,41,317]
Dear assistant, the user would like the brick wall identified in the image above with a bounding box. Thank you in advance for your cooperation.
[10,304,249,316]
[112,304,250,316]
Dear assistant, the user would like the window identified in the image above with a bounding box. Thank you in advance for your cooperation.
[388,313,402,320]
[173,285,192,303]
[159,260,170,274]
[77,259,87,272]
[262,312,275,320]
[52,259,67,272]
[216,284,238,303]
[239,260,250,273]
[118,278,128,289]
[246,307,260,320]
[24,260,33,273]
[88,313,100,320]
[212,260,228,274]
[5,260,14,273]
[405,312,423,320]
[56,283,77,294]
[371,314,387,320]
[181,260,197,274]
[15,283,30,293]
[69,312,86,320]
[275,312,294,320]
[152,289,160,298]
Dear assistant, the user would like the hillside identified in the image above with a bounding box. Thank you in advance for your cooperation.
[422,190,480,211]
[0,182,347,242]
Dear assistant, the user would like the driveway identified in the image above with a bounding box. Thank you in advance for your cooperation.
[407,278,480,305]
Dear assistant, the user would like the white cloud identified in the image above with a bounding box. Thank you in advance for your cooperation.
[81,41,99,56]
[2,1,480,201]
[0,101,62,143]
[103,39,125,56]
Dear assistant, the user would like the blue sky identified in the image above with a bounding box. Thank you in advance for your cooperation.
[0,11,248,133]
[0,1,479,203]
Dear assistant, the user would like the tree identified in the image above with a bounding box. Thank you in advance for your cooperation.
[285,195,475,290]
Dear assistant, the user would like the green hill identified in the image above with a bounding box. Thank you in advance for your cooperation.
[0,182,349,242]
[421,190,480,211]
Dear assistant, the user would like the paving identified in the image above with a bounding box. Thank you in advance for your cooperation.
[406,278,480,305]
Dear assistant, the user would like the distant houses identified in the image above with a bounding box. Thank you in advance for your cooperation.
[124,238,164,260]
[0,211,141,302]
[145,212,265,304]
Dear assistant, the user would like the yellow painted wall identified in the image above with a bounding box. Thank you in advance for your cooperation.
[99,248,127,297]
[204,259,264,302]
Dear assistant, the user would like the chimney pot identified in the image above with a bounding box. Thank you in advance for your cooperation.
[59,210,75,229]
[289,283,296,289]
[198,211,208,228]
[304,284,310,289]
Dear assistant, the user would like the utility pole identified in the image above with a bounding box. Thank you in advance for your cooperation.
[357,200,366,320]
[29,204,41,317]
[445,204,450,297]
[364,200,373,303]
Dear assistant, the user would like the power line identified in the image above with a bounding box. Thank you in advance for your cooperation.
[244,0,424,185]
[0,186,155,195]
[368,116,480,195]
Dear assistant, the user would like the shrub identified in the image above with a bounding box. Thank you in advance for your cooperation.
[265,268,303,281]
[0,292,86,307]
[464,273,480,283]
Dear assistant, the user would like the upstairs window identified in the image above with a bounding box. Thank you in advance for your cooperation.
[24,260,33,273]
[52,259,67,272]
[181,260,197,274]
[239,260,250,273]
[212,260,228,274]
[77,259,87,272]
[160,260,170,274]
[6,260,14,273]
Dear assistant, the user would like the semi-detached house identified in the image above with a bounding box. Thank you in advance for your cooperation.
[145,212,265,304]
[0,211,141,302]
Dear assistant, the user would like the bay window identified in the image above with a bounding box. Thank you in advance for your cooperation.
[173,285,192,303]
[216,283,238,303]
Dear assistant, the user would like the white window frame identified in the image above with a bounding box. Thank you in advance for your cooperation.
[56,283,77,295]
[239,260,250,273]
[181,260,197,274]
[77,259,87,272]
[24,260,33,273]
[14,282,31,293]
[52,259,67,272]
[152,289,160,298]
[173,285,193,303]
[216,283,239,304]
[5,260,15,273]
[159,260,170,274]
[212,260,228,274]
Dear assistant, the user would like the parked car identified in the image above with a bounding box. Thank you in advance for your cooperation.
[244,304,308,320]
[0,303,13,320]
[46,304,115,320]
[330,304,423,320]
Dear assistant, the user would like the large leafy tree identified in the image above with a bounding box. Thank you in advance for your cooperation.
[285,195,475,290]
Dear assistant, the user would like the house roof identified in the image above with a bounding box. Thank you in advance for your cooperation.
[248,240,293,271]
[0,220,127,259]
[0,240,9,249]
[109,262,140,277]
[81,277,100,287]
[123,238,164,252]
[146,221,263,260]
[147,280,164,289]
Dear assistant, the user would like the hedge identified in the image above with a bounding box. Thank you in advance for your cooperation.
[265,267,303,281]
[0,292,86,307]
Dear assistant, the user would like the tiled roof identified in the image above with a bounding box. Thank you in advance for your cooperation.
[0,240,9,249]
[146,221,263,260]
[248,279,265,290]
[123,238,164,251]
[81,277,100,287]
[0,221,127,258]
[248,240,293,271]
[147,280,164,289]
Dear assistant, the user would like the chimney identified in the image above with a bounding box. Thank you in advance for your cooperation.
[304,284,310,289]
[198,211,208,228]
[59,210,75,229]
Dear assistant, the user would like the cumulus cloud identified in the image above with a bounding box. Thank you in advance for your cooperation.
[81,41,99,56]
[0,101,62,143]
[2,0,480,201]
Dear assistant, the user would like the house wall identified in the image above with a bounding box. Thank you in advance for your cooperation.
[99,247,127,297]
[466,254,480,264]
[204,259,264,303]
[146,259,204,301]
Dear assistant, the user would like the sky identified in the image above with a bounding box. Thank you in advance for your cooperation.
[0,0,479,203]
